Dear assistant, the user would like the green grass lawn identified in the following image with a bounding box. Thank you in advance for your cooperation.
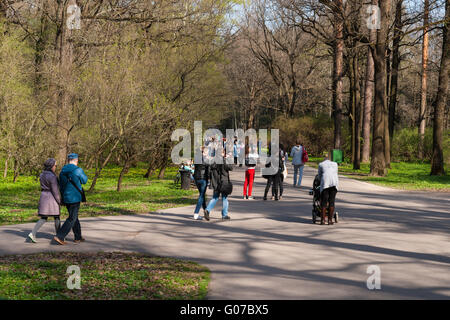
[0,252,210,300]
[0,164,197,226]
[307,157,450,191]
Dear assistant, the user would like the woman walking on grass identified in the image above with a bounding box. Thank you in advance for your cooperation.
[28,158,61,243]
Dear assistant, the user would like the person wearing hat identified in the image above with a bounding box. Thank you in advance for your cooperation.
[27,158,61,243]
[318,151,339,225]
[54,153,88,245]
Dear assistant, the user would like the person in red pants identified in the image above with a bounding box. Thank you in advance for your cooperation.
[243,144,257,199]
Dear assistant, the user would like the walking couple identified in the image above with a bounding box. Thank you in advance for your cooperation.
[28,153,88,245]
[193,148,233,221]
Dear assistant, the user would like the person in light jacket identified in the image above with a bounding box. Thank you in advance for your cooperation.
[28,158,61,243]
[318,152,339,225]
[290,140,304,187]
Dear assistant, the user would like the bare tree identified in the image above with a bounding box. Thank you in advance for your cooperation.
[431,0,449,175]
[419,0,430,159]
[370,0,391,176]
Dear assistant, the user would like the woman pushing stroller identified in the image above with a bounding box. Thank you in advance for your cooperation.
[318,152,339,225]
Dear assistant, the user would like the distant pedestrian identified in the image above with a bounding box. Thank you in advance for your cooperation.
[193,147,209,220]
[263,146,283,201]
[243,144,257,199]
[290,140,305,187]
[233,137,239,165]
[28,158,61,243]
[204,151,233,221]
[272,144,286,200]
[54,153,88,245]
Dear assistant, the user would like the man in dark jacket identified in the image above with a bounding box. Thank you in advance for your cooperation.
[54,153,88,245]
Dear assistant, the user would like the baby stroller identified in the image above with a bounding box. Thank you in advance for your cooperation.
[309,175,339,224]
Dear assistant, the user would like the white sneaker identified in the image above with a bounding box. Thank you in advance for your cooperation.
[248,196,254,200]
[193,214,203,220]
[28,233,37,243]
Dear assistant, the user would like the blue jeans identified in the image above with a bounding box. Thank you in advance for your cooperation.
[194,179,207,214]
[206,192,229,217]
[293,164,304,186]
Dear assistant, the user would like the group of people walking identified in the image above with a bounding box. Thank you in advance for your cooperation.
[191,139,327,222]
[28,153,88,244]
[27,139,338,243]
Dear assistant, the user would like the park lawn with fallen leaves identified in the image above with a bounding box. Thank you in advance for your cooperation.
[0,252,210,300]
[0,164,197,226]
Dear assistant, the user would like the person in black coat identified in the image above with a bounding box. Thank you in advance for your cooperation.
[272,144,286,200]
[263,145,284,201]
[204,151,233,221]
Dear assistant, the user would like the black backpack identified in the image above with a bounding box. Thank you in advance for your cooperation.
[217,165,233,196]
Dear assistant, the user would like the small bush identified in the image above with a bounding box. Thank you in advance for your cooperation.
[391,128,436,162]
[273,114,334,156]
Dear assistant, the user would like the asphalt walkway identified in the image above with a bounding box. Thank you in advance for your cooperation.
[0,164,449,299]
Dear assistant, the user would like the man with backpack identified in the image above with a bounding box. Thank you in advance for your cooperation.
[54,153,88,245]
[290,141,308,187]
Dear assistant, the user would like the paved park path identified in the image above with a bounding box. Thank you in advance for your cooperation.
[1,164,449,299]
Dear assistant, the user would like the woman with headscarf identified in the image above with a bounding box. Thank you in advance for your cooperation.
[27,158,62,243]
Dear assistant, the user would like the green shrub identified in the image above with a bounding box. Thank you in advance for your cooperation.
[391,128,436,162]
[273,114,334,156]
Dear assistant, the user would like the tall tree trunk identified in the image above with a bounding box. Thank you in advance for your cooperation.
[431,0,449,175]
[349,58,355,164]
[370,0,390,177]
[54,0,76,169]
[385,47,392,169]
[353,55,362,170]
[389,0,402,142]
[362,28,376,163]
[419,0,430,160]
[332,0,344,150]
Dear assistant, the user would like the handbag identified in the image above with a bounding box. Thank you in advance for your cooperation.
[218,167,233,196]
[302,147,309,163]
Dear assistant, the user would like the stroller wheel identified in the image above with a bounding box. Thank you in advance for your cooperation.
[334,211,339,223]
[312,210,317,224]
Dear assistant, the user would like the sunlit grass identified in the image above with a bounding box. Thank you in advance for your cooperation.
[0,164,197,226]
[0,252,210,300]
[307,157,449,191]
